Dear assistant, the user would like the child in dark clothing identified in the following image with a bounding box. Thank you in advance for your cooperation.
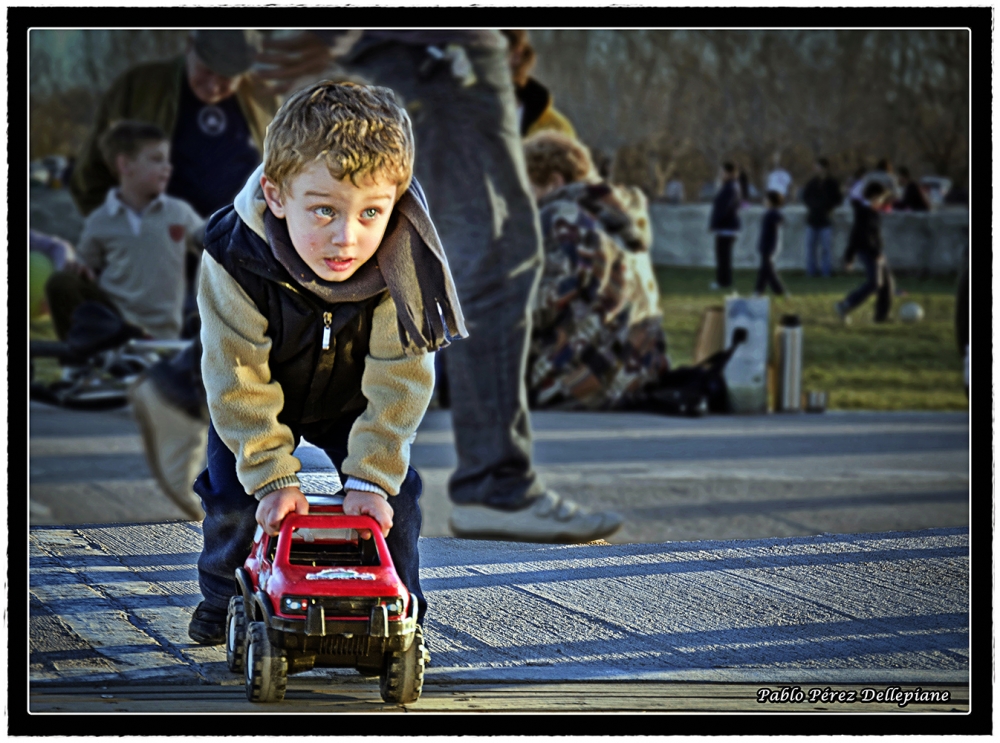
[753,190,787,297]
[187,81,466,646]
[836,181,893,322]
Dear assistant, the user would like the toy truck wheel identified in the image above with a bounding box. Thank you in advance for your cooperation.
[245,621,287,703]
[225,596,247,673]
[379,625,428,705]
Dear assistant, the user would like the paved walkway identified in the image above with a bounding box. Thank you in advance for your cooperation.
[30,403,970,543]
[26,403,971,712]
[30,521,968,692]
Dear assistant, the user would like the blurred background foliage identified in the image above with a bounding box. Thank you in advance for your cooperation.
[30,29,968,200]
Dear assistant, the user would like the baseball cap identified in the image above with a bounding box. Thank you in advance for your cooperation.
[191,30,262,77]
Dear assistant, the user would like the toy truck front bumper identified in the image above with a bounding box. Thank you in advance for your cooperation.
[250,591,417,654]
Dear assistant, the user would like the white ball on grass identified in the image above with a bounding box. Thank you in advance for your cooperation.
[899,302,925,323]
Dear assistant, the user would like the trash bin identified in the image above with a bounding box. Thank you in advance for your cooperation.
[775,314,803,413]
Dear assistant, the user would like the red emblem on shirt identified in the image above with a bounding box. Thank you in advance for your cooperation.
[169,224,186,242]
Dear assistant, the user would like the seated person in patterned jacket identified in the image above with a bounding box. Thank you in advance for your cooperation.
[522,130,670,411]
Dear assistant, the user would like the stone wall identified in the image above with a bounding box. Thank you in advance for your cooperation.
[648,203,970,274]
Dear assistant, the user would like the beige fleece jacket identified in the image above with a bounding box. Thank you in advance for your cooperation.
[198,173,436,500]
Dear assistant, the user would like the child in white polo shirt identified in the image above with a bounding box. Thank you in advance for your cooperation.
[45,120,204,340]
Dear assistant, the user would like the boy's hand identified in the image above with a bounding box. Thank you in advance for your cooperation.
[343,490,394,540]
[256,486,309,536]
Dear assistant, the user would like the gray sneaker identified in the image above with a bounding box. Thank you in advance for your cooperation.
[128,375,208,521]
[834,300,852,325]
[449,491,623,544]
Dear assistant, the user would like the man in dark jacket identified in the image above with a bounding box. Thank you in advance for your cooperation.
[70,30,279,219]
[708,162,741,291]
[802,157,843,277]
[835,181,894,322]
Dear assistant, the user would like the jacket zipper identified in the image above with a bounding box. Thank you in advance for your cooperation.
[321,312,333,350]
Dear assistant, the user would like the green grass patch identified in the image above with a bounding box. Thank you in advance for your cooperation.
[656,267,966,411]
[28,268,967,411]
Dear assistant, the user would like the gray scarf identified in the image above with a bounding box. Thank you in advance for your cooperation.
[265,186,467,355]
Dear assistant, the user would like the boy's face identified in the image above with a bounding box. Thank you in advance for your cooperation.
[117,141,172,198]
[262,161,398,282]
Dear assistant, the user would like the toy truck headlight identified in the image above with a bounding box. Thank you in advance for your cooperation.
[382,597,405,615]
[281,596,310,615]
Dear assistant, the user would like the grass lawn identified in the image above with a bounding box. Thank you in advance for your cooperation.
[28,266,967,412]
[656,267,967,411]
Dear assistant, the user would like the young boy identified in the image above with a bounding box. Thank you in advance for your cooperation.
[44,121,204,341]
[836,181,892,322]
[188,81,466,644]
[753,190,787,298]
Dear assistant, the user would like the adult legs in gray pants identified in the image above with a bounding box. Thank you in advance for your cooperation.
[344,39,622,540]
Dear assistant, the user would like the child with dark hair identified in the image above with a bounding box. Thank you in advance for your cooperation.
[753,190,787,297]
[836,181,894,322]
[44,120,204,341]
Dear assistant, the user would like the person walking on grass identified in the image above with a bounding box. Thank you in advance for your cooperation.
[753,190,788,299]
[835,181,894,323]
[708,161,741,292]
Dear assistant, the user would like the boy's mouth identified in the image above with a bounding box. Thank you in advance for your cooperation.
[324,257,355,273]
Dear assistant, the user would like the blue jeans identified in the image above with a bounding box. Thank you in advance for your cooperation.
[805,226,833,277]
[343,39,545,509]
[193,423,426,623]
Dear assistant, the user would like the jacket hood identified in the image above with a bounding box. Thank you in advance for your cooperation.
[234,164,270,243]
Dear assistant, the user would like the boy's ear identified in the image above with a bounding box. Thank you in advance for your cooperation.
[114,153,130,179]
[261,175,286,218]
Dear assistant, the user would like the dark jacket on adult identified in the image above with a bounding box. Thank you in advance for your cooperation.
[70,56,279,217]
[844,202,884,263]
[802,175,844,228]
[709,178,741,232]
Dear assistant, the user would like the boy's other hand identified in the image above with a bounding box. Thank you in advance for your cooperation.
[343,490,394,540]
[256,486,309,536]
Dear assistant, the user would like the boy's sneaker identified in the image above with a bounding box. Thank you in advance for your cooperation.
[128,374,208,521]
[188,601,227,645]
[449,491,623,544]
[834,300,851,324]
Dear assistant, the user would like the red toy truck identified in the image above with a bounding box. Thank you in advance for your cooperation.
[226,494,428,704]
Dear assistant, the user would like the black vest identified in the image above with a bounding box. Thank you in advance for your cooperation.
[203,206,382,428]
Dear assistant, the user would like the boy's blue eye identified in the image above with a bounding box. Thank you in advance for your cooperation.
[363,208,379,219]
[316,206,334,217]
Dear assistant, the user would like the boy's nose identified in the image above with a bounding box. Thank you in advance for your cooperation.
[333,220,357,246]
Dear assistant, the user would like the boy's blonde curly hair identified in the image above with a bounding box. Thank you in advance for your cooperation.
[263,80,414,198]
[523,130,595,189]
